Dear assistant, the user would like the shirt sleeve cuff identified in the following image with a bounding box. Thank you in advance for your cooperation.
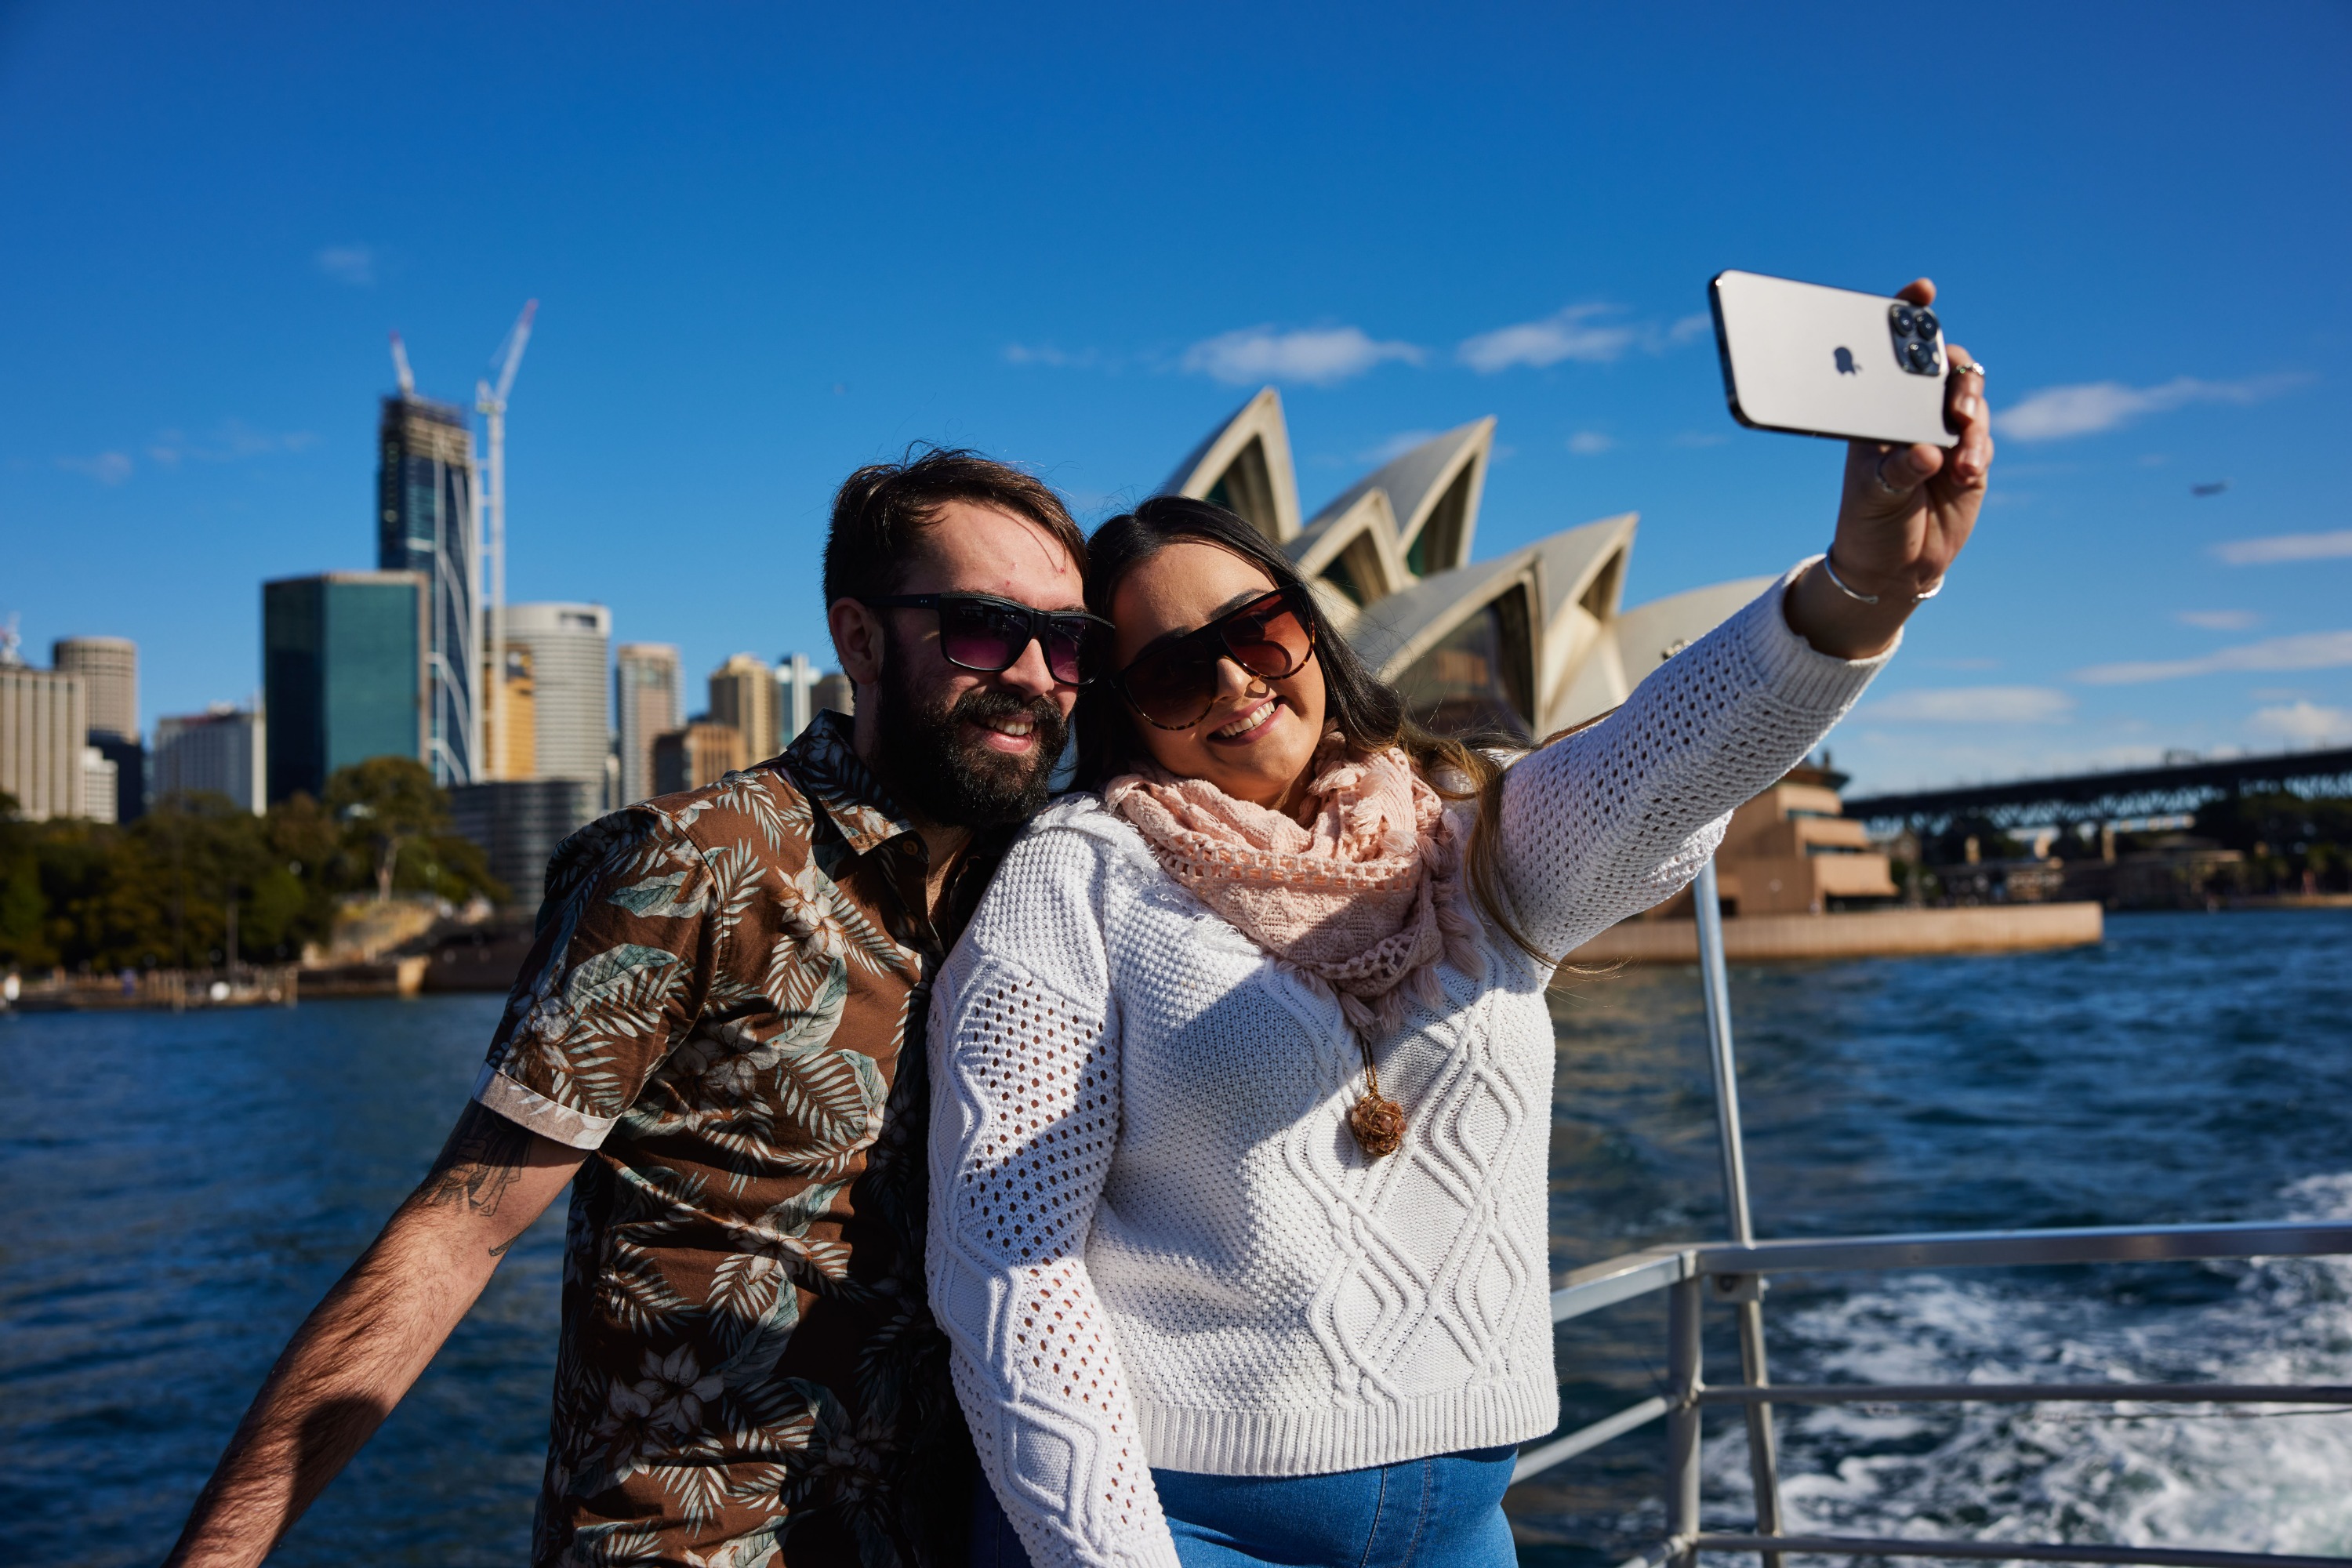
[1733,556,1900,712]
[471,1062,618,1150]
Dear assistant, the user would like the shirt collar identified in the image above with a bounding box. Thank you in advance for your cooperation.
[783,710,914,858]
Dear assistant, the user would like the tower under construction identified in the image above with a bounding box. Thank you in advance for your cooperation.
[376,392,478,786]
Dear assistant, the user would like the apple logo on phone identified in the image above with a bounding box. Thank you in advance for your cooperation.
[1833,347,1860,376]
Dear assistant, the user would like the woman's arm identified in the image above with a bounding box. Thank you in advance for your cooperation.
[927,829,1181,1568]
[1492,280,1992,958]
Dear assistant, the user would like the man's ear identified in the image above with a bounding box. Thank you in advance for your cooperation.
[828,598,886,686]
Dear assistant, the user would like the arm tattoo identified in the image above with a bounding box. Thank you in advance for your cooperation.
[414,1104,535,1221]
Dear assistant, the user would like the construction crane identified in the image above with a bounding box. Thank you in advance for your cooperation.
[477,300,537,781]
[389,331,416,397]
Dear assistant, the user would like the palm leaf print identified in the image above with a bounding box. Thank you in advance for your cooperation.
[770,1037,886,1152]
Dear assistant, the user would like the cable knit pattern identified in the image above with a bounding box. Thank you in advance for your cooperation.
[927,564,1890,1568]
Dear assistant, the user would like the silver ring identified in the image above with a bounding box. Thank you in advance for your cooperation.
[1953,360,1986,378]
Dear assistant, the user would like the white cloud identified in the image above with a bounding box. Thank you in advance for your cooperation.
[2212,529,2352,565]
[56,451,132,485]
[1993,372,2304,441]
[2248,700,2352,744]
[1667,313,1711,345]
[147,419,316,466]
[1457,303,1640,372]
[1862,685,2074,724]
[2075,630,2352,684]
[1566,430,1615,455]
[315,244,376,285]
[1004,342,1100,368]
[1180,325,1423,387]
[2176,609,2261,630]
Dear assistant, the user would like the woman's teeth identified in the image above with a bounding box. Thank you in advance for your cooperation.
[1211,699,1277,739]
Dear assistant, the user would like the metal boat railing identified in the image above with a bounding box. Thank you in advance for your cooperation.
[1515,858,2352,1568]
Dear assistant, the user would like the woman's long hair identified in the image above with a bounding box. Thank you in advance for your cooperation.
[1075,495,1548,963]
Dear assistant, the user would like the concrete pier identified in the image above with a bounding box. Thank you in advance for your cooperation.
[1567,902,2103,964]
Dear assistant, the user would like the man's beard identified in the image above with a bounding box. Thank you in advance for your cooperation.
[871,660,1067,830]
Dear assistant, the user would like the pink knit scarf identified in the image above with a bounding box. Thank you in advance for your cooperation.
[1102,733,1485,1040]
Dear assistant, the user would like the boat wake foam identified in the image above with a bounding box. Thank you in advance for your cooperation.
[1703,1172,2352,1555]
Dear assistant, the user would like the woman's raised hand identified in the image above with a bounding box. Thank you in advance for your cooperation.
[1783,277,1993,659]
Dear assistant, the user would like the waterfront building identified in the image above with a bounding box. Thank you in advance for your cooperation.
[263,572,427,804]
[0,666,89,820]
[154,705,266,814]
[811,672,854,720]
[482,645,536,782]
[505,603,611,795]
[80,747,118,824]
[652,721,745,796]
[376,392,478,786]
[778,652,817,745]
[1160,388,1773,739]
[52,637,144,819]
[450,778,598,906]
[87,732,145,822]
[51,636,137,742]
[614,643,681,807]
[708,654,778,764]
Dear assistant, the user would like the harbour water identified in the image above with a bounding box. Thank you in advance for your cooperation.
[3,910,2348,1565]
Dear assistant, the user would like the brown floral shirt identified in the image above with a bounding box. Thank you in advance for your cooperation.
[472,713,1007,1568]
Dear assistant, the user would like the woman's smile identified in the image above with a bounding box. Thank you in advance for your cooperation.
[1207,695,1283,744]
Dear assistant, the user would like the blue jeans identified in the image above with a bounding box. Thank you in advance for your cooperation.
[968,1446,1519,1567]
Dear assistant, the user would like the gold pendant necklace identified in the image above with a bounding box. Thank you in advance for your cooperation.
[1347,1042,1405,1158]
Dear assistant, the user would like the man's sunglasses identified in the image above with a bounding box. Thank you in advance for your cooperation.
[1116,585,1318,731]
[858,593,1115,687]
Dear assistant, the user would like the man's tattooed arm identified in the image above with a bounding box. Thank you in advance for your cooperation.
[162,1105,587,1568]
[412,1102,539,1223]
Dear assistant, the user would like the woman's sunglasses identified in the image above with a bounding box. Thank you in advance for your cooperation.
[859,593,1115,687]
[1116,585,1318,731]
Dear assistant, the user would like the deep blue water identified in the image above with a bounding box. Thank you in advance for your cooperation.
[2,910,2348,1565]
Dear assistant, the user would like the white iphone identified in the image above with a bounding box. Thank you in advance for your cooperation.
[1709,270,1958,448]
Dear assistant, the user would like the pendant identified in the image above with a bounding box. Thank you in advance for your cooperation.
[1348,1091,1406,1158]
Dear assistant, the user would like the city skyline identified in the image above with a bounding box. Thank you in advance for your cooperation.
[4,5,2348,793]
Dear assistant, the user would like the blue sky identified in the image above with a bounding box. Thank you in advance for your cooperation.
[3,2,2347,792]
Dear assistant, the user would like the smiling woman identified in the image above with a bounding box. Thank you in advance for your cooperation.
[928,299,1995,1568]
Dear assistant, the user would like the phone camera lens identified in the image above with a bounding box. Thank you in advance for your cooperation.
[1914,310,1939,340]
[1906,339,1936,372]
[1889,304,1916,336]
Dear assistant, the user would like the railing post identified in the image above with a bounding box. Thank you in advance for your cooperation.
[1693,857,1785,1559]
[1666,1273,1704,1566]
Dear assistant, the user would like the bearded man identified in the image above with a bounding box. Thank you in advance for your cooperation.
[166,450,1105,1568]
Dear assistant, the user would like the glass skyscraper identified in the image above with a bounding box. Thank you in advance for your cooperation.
[262,572,427,804]
[377,393,478,786]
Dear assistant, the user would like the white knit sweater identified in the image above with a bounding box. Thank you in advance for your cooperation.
[926,567,1890,1568]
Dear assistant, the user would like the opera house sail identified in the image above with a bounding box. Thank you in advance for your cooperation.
[1156,388,1775,741]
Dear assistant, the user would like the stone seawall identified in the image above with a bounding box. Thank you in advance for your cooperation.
[1567,902,2104,964]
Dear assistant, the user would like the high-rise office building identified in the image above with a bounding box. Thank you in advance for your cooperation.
[377,393,478,786]
[506,603,611,792]
[155,705,266,814]
[708,653,778,764]
[483,645,536,782]
[52,636,137,741]
[53,636,144,819]
[615,643,681,806]
[81,748,118,824]
[0,666,89,820]
[263,572,427,804]
[653,721,746,796]
[812,672,855,720]
[777,652,817,746]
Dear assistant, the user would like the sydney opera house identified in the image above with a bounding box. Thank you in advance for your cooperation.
[1156,388,1773,742]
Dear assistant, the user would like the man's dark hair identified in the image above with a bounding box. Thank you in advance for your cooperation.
[823,446,1087,608]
